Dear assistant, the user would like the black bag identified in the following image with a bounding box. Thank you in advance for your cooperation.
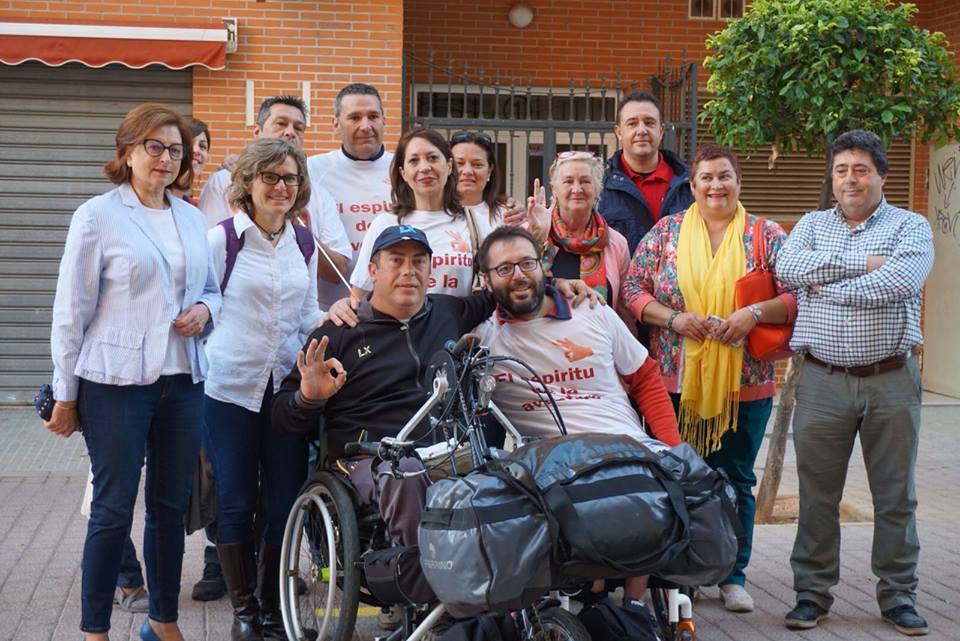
[655,443,744,586]
[419,455,554,618]
[362,545,436,605]
[438,613,521,641]
[577,599,659,641]
[510,434,691,579]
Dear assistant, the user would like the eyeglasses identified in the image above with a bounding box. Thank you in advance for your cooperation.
[557,150,596,161]
[142,139,186,160]
[258,172,303,186]
[486,258,540,278]
[450,131,493,146]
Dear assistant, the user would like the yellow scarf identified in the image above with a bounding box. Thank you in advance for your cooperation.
[675,201,746,456]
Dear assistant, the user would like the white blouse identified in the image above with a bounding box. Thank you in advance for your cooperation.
[203,213,323,412]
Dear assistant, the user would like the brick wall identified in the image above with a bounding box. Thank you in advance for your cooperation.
[404,0,725,86]
[0,0,404,186]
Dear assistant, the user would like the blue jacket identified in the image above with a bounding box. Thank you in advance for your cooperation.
[598,148,694,255]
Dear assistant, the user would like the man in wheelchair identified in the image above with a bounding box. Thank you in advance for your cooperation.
[272,225,597,550]
[472,225,682,609]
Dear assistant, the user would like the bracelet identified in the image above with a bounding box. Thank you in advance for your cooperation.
[666,310,680,330]
[747,304,763,323]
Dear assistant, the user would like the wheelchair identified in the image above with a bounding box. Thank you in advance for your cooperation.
[279,338,696,641]
[279,340,591,641]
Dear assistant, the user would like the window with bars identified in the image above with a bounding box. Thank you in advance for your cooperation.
[690,0,744,20]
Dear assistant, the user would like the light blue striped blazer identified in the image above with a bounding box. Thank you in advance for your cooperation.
[50,182,222,401]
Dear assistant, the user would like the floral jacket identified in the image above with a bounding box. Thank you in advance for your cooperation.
[622,211,798,400]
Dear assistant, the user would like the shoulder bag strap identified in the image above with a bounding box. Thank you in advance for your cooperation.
[465,207,483,291]
[292,222,316,265]
[752,217,768,273]
[218,217,244,292]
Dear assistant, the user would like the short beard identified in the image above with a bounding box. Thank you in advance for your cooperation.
[495,277,546,317]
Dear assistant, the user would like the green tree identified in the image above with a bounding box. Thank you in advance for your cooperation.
[701,0,960,522]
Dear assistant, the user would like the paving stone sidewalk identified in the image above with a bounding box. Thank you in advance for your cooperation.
[1,402,957,641]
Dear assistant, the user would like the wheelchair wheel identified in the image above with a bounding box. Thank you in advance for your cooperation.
[280,471,361,641]
[528,607,591,641]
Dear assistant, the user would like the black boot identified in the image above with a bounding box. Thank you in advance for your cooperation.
[257,542,286,640]
[218,541,263,641]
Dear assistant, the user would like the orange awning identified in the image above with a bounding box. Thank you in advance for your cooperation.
[0,19,227,70]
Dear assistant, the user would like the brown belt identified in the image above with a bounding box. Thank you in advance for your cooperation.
[805,353,907,377]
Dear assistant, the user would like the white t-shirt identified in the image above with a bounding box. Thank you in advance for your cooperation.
[350,209,495,297]
[196,168,352,286]
[308,148,394,308]
[143,205,191,375]
[203,213,323,413]
[474,299,655,442]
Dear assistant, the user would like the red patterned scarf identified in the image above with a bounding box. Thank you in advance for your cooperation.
[542,210,610,300]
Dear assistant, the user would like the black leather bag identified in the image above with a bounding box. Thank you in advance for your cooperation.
[438,614,520,641]
[578,599,659,641]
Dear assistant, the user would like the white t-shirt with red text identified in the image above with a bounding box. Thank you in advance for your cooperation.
[308,148,393,308]
[350,209,494,297]
[474,299,655,443]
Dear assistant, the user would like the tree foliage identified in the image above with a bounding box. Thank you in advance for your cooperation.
[702,0,960,155]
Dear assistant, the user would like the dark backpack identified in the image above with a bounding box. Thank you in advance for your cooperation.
[577,599,659,641]
[217,216,315,292]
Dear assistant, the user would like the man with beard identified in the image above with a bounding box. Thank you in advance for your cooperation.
[472,225,680,608]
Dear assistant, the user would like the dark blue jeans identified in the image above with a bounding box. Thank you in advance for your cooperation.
[671,394,773,586]
[204,384,308,546]
[117,535,144,589]
[79,375,202,633]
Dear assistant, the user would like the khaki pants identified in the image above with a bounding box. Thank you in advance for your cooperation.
[790,358,921,612]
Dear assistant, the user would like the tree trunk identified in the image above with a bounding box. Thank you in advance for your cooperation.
[755,146,833,524]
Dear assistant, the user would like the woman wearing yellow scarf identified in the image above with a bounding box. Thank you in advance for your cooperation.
[622,144,797,613]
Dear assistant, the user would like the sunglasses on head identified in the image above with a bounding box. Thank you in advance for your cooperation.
[450,131,493,146]
[556,150,596,161]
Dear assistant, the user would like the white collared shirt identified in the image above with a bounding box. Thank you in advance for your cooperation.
[203,213,324,412]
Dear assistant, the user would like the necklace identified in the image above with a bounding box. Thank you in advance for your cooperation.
[252,218,284,241]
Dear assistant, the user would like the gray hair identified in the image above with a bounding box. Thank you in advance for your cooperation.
[227,138,311,220]
[334,83,383,118]
[548,153,605,197]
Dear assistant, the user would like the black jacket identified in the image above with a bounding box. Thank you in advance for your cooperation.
[598,149,694,255]
[272,292,495,457]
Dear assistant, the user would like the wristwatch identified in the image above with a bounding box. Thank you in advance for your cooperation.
[747,304,763,323]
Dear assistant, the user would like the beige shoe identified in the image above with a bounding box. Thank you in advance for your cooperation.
[720,584,754,612]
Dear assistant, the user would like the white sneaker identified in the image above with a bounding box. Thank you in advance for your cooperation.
[378,605,403,630]
[720,584,754,612]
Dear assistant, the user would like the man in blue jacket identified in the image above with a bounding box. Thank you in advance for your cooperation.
[599,91,694,256]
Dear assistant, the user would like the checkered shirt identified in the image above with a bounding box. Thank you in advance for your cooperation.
[777,198,934,367]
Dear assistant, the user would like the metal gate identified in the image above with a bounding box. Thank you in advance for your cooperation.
[401,50,698,200]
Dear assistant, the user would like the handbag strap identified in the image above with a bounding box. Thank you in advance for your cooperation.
[465,207,483,291]
[751,217,769,273]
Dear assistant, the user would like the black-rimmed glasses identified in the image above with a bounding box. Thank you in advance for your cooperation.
[142,139,186,160]
[486,258,540,278]
[258,172,303,186]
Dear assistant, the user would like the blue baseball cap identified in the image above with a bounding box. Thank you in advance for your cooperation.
[370,225,433,257]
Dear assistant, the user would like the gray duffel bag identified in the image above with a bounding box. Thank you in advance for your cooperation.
[654,442,743,586]
[418,455,554,618]
[510,433,691,579]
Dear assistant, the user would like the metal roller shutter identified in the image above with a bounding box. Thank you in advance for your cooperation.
[0,62,191,404]
[696,93,914,229]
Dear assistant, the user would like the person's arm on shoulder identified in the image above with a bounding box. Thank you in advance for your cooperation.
[817,216,934,307]
[458,290,498,332]
[272,330,346,434]
[776,214,869,287]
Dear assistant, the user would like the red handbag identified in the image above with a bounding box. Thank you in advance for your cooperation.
[734,218,794,361]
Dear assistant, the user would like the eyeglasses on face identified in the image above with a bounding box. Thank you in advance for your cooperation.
[556,150,596,161]
[142,139,186,161]
[258,171,303,186]
[450,131,493,147]
[486,258,540,278]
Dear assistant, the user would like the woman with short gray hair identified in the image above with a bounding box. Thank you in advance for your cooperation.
[204,137,321,641]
